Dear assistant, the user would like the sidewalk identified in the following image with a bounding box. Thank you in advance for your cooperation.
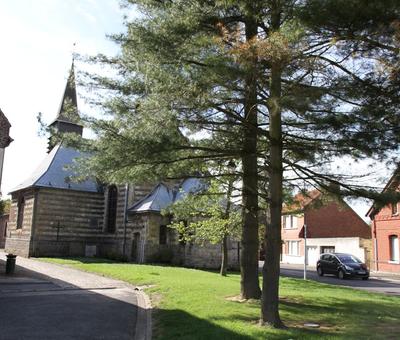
[0,252,126,289]
[369,270,400,283]
[0,252,151,340]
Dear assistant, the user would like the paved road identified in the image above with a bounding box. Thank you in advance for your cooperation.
[269,262,400,296]
[0,254,140,340]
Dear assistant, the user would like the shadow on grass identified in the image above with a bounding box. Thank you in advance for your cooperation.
[38,257,400,339]
[279,295,400,339]
[155,306,341,340]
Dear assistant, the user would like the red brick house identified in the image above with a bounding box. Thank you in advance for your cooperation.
[282,189,372,267]
[367,171,400,273]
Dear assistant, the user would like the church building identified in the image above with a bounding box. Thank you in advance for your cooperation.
[5,64,239,269]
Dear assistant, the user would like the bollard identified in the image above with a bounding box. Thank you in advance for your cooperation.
[5,254,17,274]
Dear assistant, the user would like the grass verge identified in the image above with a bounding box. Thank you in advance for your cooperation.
[40,257,400,339]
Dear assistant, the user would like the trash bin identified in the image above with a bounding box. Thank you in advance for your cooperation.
[5,254,17,274]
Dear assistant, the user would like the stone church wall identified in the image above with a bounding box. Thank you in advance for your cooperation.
[5,183,240,270]
[127,212,240,269]
[5,189,36,257]
[98,183,158,260]
[30,188,105,257]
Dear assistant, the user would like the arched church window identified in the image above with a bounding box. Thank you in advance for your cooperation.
[17,196,25,229]
[106,185,118,233]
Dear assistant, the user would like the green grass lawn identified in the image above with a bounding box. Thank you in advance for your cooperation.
[41,257,400,339]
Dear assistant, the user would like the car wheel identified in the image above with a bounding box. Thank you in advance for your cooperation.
[317,266,324,276]
[338,269,345,280]
[362,277,369,281]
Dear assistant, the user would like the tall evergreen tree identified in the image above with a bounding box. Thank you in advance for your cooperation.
[81,0,400,328]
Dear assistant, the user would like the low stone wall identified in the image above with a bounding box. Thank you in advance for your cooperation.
[179,242,240,270]
[143,241,240,270]
[4,237,31,257]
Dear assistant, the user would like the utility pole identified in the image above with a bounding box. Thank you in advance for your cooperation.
[303,223,307,280]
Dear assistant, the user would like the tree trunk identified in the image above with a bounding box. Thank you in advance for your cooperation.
[261,0,284,328]
[220,234,228,276]
[240,11,261,300]
[221,174,234,276]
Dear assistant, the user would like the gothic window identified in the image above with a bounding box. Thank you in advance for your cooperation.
[16,196,25,229]
[106,185,118,233]
[159,225,167,245]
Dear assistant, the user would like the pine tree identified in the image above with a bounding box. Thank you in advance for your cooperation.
[81,0,400,328]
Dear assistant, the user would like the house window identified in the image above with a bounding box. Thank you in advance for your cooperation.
[159,225,167,245]
[392,203,398,215]
[283,215,297,229]
[389,235,399,262]
[287,241,300,256]
[16,196,25,229]
[106,185,118,233]
[321,246,335,254]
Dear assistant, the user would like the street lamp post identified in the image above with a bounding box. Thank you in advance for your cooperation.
[303,223,307,280]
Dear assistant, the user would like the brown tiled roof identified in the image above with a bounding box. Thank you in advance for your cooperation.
[282,189,321,214]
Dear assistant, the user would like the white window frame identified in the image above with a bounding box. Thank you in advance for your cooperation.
[283,215,298,229]
[389,235,399,263]
[287,240,300,256]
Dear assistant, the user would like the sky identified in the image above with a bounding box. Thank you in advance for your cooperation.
[0,0,124,196]
[0,1,392,219]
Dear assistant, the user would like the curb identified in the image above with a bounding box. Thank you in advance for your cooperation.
[134,287,152,340]
[369,276,400,284]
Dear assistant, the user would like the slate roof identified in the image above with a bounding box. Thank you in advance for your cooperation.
[49,62,81,127]
[128,178,205,213]
[10,144,101,194]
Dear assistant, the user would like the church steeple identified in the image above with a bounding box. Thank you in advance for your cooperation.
[48,62,83,152]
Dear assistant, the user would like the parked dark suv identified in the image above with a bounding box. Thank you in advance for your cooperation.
[317,253,369,280]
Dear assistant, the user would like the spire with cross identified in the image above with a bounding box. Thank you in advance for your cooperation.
[48,57,83,152]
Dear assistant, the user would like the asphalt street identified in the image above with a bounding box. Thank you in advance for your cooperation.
[0,258,138,340]
[271,262,400,296]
